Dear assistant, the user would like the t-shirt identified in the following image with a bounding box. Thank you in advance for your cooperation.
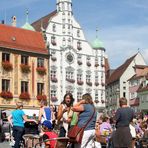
[100,122,112,135]
[12,109,25,127]
[115,107,134,128]
[43,131,58,148]
[78,104,96,131]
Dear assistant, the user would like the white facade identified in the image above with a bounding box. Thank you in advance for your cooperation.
[106,52,146,110]
[45,0,105,108]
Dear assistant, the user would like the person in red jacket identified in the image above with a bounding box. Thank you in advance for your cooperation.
[42,120,58,148]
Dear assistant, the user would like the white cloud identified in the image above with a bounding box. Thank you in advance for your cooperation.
[85,24,148,68]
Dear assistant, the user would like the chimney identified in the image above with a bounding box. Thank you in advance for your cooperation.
[1,20,4,24]
[12,16,16,27]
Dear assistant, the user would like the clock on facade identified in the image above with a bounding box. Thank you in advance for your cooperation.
[66,53,74,63]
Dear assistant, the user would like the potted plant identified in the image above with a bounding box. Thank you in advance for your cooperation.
[87,61,91,67]
[36,67,46,75]
[37,95,47,101]
[51,57,57,61]
[19,92,30,100]
[0,91,13,99]
[2,61,13,71]
[51,96,58,102]
[95,63,99,67]
[95,82,99,86]
[51,77,58,83]
[77,60,82,65]
[77,80,84,85]
[20,64,30,73]
[66,78,75,83]
[86,81,92,86]
[94,100,99,103]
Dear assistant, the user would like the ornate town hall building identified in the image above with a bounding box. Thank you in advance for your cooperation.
[32,0,106,109]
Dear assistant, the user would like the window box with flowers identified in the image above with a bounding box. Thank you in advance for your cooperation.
[87,61,91,67]
[77,60,82,65]
[101,64,105,67]
[51,77,58,83]
[20,64,30,73]
[66,78,75,83]
[77,46,82,50]
[51,96,58,102]
[95,63,99,67]
[36,67,46,75]
[51,36,57,46]
[95,82,99,86]
[0,91,13,99]
[37,95,47,101]
[86,81,92,86]
[94,100,99,103]
[19,92,30,100]
[77,80,84,85]
[101,100,105,104]
[51,56,57,61]
[2,61,13,71]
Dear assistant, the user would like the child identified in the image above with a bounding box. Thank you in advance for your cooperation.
[42,120,58,148]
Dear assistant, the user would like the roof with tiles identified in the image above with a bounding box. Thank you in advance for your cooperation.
[0,24,48,55]
[32,10,57,32]
[107,54,137,84]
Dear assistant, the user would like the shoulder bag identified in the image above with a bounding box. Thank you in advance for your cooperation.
[68,107,95,144]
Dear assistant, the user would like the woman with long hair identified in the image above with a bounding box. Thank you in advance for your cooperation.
[57,92,74,137]
[71,93,97,148]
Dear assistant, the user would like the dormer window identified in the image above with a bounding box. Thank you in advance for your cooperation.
[77,41,82,50]
[77,30,80,37]
[68,38,71,46]
[52,24,56,32]
[62,38,66,46]
[51,36,56,46]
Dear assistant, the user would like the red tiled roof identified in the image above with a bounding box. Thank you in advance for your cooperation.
[32,10,57,32]
[0,24,48,54]
[107,54,137,84]
[137,85,148,92]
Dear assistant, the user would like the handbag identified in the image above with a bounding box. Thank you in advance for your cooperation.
[96,135,107,144]
[68,108,95,144]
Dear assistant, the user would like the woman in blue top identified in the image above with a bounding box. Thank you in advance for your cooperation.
[8,101,36,148]
[72,93,97,148]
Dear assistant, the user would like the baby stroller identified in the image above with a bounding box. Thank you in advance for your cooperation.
[22,121,40,148]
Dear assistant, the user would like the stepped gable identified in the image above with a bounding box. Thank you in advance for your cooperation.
[32,10,57,32]
[0,24,48,54]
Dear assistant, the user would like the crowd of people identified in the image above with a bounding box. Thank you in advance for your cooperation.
[0,93,148,148]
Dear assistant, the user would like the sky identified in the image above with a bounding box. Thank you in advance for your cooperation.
[0,0,148,69]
